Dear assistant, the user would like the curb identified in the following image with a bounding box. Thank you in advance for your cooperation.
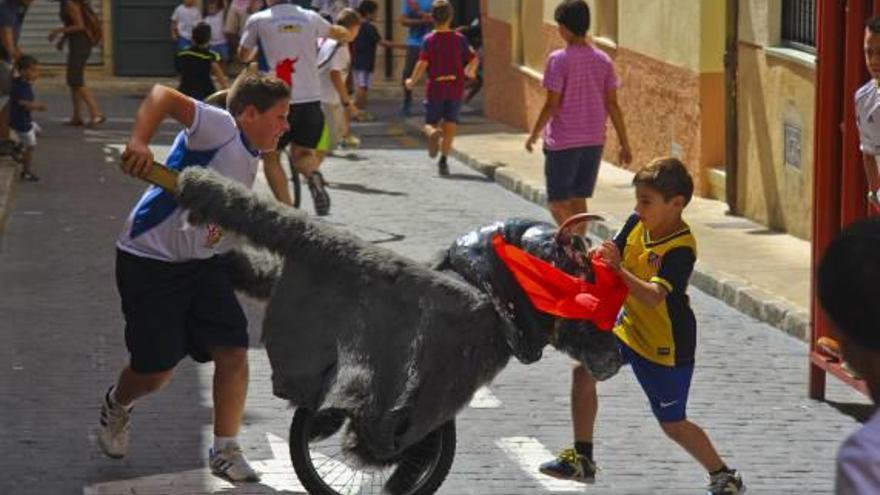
[0,158,18,245]
[403,119,811,342]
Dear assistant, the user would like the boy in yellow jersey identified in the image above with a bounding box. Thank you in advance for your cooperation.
[539,157,745,495]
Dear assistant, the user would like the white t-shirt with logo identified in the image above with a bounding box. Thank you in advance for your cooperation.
[318,38,350,105]
[856,80,880,155]
[116,101,261,263]
[240,3,332,104]
[171,5,202,41]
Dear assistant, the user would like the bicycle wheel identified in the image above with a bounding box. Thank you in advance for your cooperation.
[291,169,302,209]
[289,408,456,495]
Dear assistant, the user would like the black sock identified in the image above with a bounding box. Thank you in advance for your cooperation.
[709,464,731,476]
[574,441,593,460]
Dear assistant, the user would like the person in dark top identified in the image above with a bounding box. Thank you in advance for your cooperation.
[175,22,229,101]
[351,0,389,121]
[10,55,46,182]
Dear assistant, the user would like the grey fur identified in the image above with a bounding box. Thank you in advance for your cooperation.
[175,167,511,462]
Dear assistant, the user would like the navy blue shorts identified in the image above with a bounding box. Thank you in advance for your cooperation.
[618,339,694,423]
[544,145,603,202]
[425,99,463,125]
[115,250,249,374]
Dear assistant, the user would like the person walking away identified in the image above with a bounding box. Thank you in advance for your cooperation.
[405,0,478,176]
[399,0,432,116]
[351,0,389,122]
[316,8,360,161]
[49,0,104,128]
[175,22,229,101]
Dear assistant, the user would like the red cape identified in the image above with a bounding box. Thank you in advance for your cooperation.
[491,235,627,330]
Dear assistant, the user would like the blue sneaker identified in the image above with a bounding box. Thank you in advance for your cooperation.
[539,448,597,484]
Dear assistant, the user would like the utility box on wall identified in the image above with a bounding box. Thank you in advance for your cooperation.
[112,0,179,76]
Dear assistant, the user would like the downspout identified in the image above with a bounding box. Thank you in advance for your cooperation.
[724,0,738,214]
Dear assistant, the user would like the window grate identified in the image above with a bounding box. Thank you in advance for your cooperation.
[781,0,816,53]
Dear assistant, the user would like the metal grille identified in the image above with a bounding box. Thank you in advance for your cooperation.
[781,0,816,53]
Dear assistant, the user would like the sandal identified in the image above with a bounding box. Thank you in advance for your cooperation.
[19,170,39,182]
[86,115,107,128]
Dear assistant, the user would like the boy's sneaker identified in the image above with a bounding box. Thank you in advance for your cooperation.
[538,448,597,484]
[209,444,261,482]
[341,134,361,149]
[307,171,331,216]
[427,129,442,158]
[438,156,449,176]
[707,469,745,495]
[98,386,132,459]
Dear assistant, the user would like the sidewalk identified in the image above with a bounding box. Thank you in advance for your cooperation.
[404,111,813,342]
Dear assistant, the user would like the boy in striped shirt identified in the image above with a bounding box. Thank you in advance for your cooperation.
[405,0,478,176]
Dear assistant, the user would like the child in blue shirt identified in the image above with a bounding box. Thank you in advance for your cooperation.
[10,55,46,182]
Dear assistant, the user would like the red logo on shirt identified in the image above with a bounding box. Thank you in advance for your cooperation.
[275,57,299,87]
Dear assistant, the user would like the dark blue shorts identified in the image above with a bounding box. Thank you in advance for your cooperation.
[618,339,694,423]
[115,250,249,374]
[544,145,603,201]
[425,99,463,124]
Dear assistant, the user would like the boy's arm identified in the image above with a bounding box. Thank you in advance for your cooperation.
[525,90,561,152]
[211,61,229,89]
[464,55,479,80]
[171,21,179,41]
[19,100,47,112]
[121,85,196,178]
[329,69,357,114]
[404,60,428,90]
[606,88,632,164]
[264,159,294,206]
[596,240,667,307]
[327,25,352,42]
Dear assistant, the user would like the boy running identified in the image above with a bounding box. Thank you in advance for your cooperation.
[316,8,361,161]
[540,157,746,495]
[238,0,351,215]
[405,0,478,176]
[175,22,229,101]
[97,74,291,483]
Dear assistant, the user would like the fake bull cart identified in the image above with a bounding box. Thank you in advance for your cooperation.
[145,164,625,494]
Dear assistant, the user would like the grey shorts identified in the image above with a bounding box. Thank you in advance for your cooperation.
[544,145,604,202]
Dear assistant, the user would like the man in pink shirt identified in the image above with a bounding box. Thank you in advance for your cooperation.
[525,0,631,234]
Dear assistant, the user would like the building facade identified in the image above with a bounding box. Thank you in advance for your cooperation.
[482,0,817,239]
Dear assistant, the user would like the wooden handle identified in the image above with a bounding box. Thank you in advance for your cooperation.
[143,162,179,194]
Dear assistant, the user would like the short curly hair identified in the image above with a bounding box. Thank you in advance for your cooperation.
[632,157,694,205]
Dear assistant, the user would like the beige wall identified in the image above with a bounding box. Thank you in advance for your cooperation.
[736,1,815,239]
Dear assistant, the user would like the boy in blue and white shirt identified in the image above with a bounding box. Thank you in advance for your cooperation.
[98,74,291,483]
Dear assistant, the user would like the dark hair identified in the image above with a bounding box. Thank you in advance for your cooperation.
[16,54,37,71]
[867,16,880,34]
[192,22,212,46]
[357,0,378,16]
[819,217,880,351]
[632,157,694,205]
[336,7,361,27]
[432,0,453,25]
[227,73,290,116]
[554,0,590,37]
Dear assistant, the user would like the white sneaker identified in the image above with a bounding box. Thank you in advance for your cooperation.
[98,386,132,458]
[209,444,261,482]
[707,469,746,495]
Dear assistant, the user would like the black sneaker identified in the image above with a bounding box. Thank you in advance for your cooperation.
[307,171,331,216]
[707,469,745,495]
[438,156,449,176]
[19,170,39,182]
[538,448,597,484]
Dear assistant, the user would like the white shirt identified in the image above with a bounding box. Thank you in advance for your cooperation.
[116,102,261,263]
[171,5,202,41]
[240,4,331,104]
[836,408,880,494]
[318,38,350,104]
[856,80,880,155]
[204,12,226,45]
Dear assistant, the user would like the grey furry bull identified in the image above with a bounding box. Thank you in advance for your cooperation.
[171,166,621,464]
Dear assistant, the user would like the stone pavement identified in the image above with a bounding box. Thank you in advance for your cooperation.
[403,112,814,343]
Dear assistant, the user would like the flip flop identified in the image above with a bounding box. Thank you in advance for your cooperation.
[86,115,107,128]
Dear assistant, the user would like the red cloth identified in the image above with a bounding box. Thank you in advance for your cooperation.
[275,57,299,87]
[491,235,627,330]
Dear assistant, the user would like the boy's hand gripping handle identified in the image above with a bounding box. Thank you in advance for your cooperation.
[142,162,179,194]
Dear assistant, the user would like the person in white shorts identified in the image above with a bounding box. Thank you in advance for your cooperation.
[238,0,351,216]
[9,55,46,181]
[316,8,361,160]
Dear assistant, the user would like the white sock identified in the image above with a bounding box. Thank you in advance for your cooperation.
[108,386,132,410]
[213,436,239,452]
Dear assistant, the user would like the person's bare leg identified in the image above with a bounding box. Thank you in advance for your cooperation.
[659,420,725,472]
[69,87,83,124]
[548,200,575,227]
[291,145,319,177]
[355,86,368,110]
[20,145,33,175]
[566,198,588,236]
[112,366,175,407]
[440,122,456,157]
[572,363,598,443]
[79,85,104,122]
[0,103,10,140]
[210,346,249,437]
[262,151,293,206]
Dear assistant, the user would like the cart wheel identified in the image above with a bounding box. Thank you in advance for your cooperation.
[289,408,456,495]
